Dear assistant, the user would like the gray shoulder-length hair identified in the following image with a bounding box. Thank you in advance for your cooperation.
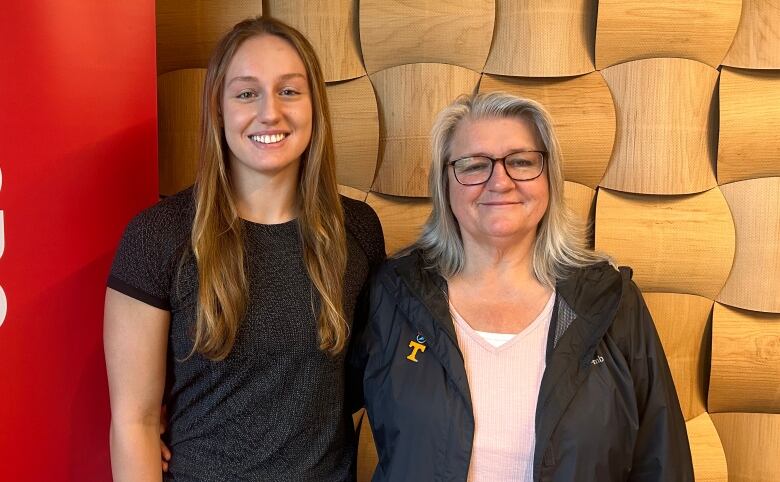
[413,91,610,288]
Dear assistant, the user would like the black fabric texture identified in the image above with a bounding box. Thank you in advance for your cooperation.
[108,187,385,482]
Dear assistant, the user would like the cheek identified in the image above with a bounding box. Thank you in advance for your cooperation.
[299,97,313,123]
[531,179,550,219]
[221,105,247,136]
[538,182,550,208]
[447,182,473,226]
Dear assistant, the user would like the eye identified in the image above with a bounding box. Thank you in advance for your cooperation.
[236,90,256,100]
[279,87,300,96]
[455,157,491,173]
[507,158,533,168]
[506,153,541,168]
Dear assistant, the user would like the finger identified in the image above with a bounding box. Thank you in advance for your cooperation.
[162,461,169,472]
[160,404,168,434]
[161,444,172,461]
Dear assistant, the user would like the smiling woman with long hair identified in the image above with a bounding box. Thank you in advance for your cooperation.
[104,17,383,481]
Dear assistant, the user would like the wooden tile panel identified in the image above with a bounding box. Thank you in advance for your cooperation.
[266,0,364,81]
[327,76,380,193]
[359,0,494,73]
[594,188,735,298]
[600,58,718,195]
[595,0,741,69]
[484,0,597,77]
[709,304,780,413]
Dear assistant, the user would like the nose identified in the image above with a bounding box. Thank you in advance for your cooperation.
[486,159,514,191]
[257,93,281,124]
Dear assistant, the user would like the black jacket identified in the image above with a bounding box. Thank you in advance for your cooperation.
[349,250,693,481]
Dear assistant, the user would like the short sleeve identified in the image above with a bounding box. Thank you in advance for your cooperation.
[107,207,182,311]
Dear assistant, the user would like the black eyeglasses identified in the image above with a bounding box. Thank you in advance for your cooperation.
[447,150,546,186]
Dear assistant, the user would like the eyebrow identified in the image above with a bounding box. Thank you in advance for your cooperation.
[226,73,307,86]
[455,149,541,159]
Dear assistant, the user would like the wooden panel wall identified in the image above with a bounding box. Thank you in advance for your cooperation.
[156,2,780,480]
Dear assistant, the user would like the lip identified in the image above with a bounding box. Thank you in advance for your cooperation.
[478,201,523,206]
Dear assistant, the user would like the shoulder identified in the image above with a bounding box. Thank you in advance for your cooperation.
[130,187,195,234]
[125,187,194,232]
[372,249,432,293]
[341,195,385,267]
[557,261,623,311]
[116,187,195,263]
[596,265,657,358]
[109,188,196,308]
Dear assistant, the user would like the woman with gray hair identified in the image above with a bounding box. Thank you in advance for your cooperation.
[349,92,693,481]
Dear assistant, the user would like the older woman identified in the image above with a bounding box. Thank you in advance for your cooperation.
[349,92,693,481]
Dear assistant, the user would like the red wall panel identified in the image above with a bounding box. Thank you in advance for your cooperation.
[0,1,158,480]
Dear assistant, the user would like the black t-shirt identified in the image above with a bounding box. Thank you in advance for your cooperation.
[108,187,384,481]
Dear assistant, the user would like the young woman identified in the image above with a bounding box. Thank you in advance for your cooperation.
[104,17,384,481]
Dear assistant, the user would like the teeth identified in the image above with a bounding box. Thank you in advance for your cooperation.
[250,133,286,144]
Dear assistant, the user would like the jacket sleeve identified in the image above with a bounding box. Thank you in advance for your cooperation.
[622,278,695,482]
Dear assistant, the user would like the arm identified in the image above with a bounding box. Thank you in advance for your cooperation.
[104,288,170,482]
[624,281,694,482]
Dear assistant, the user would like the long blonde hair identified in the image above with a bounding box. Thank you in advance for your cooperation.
[190,17,347,360]
[416,92,608,287]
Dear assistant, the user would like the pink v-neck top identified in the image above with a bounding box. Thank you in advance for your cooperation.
[450,292,555,482]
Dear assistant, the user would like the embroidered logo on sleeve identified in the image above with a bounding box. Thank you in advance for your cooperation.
[591,354,605,366]
[406,333,427,362]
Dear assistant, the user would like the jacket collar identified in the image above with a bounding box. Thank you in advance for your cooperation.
[390,251,624,362]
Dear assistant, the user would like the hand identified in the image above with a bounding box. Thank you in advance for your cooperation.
[160,404,171,472]
[161,439,171,472]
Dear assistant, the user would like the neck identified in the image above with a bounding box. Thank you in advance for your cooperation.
[457,231,537,283]
[230,164,299,224]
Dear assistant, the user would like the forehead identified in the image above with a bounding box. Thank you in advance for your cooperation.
[225,34,307,80]
[449,116,540,158]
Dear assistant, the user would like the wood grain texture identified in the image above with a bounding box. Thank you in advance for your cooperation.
[480,73,615,188]
[717,68,780,184]
[266,0,364,82]
[644,293,712,421]
[370,63,481,197]
[722,0,780,69]
[365,193,432,255]
[594,188,736,298]
[711,412,780,482]
[156,0,261,74]
[157,69,206,196]
[327,76,379,192]
[600,58,718,195]
[564,182,596,234]
[686,412,729,482]
[595,0,742,69]
[337,184,368,202]
[717,178,780,313]
[359,0,494,74]
[709,303,780,413]
[484,0,596,77]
